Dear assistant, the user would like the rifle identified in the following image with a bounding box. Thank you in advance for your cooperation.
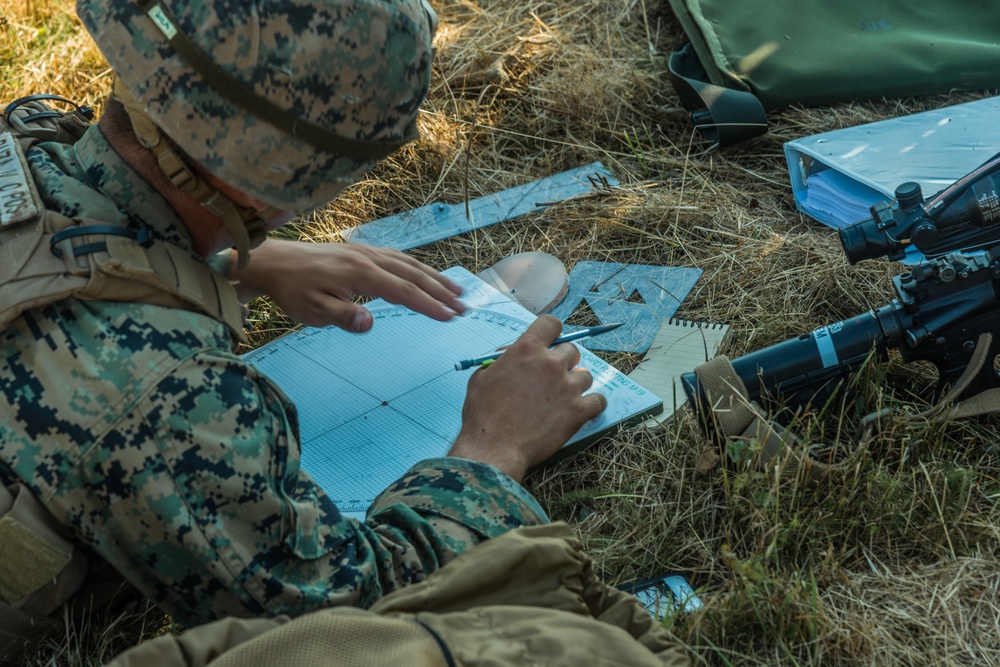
[682,154,1000,422]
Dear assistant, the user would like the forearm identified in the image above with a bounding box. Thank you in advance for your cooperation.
[53,426,547,624]
[26,347,547,625]
[52,442,547,626]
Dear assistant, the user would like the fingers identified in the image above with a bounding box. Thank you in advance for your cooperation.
[567,365,595,393]
[453,330,608,479]
[551,342,582,371]
[517,314,563,347]
[295,294,374,332]
[567,369,607,420]
[239,239,468,329]
[507,316,586,373]
[373,247,463,297]
[581,391,608,420]
[353,249,467,321]
[349,307,374,333]
[565,369,607,422]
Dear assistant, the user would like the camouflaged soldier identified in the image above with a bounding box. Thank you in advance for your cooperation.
[0,0,606,636]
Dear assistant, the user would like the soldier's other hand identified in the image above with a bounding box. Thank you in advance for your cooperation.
[448,316,608,483]
[231,239,465,329]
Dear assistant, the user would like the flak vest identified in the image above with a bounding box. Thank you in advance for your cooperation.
[0,96,245,663]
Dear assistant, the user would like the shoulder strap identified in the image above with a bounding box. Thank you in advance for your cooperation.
[667,42,768,149]
[914,332,1000,421]
[689,355,850,482]
[0,118,246,342]
[689,340,1000,480]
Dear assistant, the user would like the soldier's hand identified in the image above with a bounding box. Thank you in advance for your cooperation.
[449,316,608,482]
[232,239,465,329]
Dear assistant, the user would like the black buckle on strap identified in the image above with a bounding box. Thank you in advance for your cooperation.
[50,225,154,259]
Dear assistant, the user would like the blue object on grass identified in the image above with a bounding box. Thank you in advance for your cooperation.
[546,262,703,354]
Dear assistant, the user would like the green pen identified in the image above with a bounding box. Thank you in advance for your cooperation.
[454,322,623,371]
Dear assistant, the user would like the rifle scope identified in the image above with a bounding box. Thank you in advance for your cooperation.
[682,247,1000,426]
[681,305,905,416]
[839,154,1000,264]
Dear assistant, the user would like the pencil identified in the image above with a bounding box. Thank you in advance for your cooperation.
[454,322,623,371]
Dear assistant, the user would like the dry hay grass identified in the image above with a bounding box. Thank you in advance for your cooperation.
[0,0,110,107]
[5,0,1000,665]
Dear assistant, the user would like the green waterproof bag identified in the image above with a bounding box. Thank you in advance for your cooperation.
[667,2,1000,148]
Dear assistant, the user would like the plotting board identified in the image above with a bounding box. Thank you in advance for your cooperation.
[244,267,661,518]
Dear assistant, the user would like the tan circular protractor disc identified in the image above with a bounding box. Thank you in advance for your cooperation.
[476,252,570,315]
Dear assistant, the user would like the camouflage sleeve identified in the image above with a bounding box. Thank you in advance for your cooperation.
[28,333,547,627]
[366,457,549,555]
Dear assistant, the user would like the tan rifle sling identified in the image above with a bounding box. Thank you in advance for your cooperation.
[690,339,1000,484]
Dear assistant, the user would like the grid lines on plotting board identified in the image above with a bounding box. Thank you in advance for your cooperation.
[243,306,532,509]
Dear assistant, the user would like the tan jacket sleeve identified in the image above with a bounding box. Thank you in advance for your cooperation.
[105,523,690,667]
[105,617,288,667]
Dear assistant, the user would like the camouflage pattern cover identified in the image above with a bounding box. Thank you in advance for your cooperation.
[76,0,436,213]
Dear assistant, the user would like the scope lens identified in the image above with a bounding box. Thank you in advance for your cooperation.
[839,219,893,264]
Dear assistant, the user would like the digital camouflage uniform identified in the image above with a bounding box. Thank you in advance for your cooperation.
[0,0,549,628]
[0,124,549,627]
